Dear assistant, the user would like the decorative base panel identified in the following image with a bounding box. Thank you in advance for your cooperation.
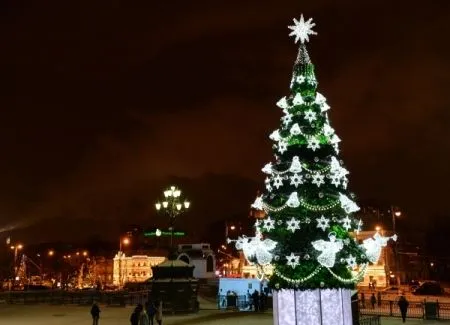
[273,289,352,325]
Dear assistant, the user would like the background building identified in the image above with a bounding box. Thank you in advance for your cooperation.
[177,243,215,279]
[113,253,166,286]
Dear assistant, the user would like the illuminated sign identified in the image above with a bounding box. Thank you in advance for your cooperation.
[144,230,186,237]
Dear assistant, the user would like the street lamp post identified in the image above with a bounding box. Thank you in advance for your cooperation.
[155,185,190,252]
[391,206,402,286]
[10,244,23,281]
[118,237,130,289]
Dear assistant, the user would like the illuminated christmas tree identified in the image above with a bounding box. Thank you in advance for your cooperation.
[234,15,396,325]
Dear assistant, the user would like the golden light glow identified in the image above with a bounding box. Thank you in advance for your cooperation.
[82,251,88,256]
[48,250,54,256]
[122,238,130,245]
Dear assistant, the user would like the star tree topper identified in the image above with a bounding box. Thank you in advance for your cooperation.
[288,14,317,44]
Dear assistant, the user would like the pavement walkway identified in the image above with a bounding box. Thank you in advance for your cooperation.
[0,304,449,325]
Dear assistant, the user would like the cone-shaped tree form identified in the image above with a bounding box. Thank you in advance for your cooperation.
[249,16,374,290]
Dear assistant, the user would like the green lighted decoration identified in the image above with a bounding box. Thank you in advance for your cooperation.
[144,231,186,237]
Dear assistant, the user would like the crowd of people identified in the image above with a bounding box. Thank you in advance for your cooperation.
[90,300,163,325]
[247,289,268,312]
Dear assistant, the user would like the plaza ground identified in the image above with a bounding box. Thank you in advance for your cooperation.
[0,305,449,325]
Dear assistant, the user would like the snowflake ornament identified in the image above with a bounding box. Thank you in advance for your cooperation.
[282,113,293,126]
[286,217,301,232]
[290,173,303,187]
[296,75,306,84]
[306,75,317,86]
[345,255,357,269]
[316,215,330,231]
[288,14,317,44]
[276,97,289,109]
[330,175,341,187]
[290,123,301,136]
[286,252,300,268]
[286,192,300,208]
[273,175,284,189]
[293,93,304,105]
[262,217,276,232]
[307,137,320,151]
[278,140,288,154]
[311,172,325,187]
[289,156,302,173]
[304,110,317,123]
[341,216,352,230]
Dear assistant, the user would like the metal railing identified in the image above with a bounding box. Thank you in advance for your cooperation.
[359,299,450,320]
[0,289,140,306]
[216,295,272,311]
[359,315,381,325]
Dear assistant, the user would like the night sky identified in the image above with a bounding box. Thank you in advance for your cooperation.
[1,1,450,244]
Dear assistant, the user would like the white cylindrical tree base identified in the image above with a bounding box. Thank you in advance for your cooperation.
[273,289,353,325]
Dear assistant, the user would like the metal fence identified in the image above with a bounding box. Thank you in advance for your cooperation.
[359,316,381,325]
[359,299,450,320]
[0,290,146,307]
[216,295,272,311]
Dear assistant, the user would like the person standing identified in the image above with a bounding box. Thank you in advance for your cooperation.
[260,292,266,312]
[398,295,409,323]
[377,291,382,307]
[154,300,163,325]
[139,306,150,325]
[370,293,376,309]
[251,290,260,312]
[360,292,366,308]
[130,306,141,325]
[146,301,156,325]
[90,302,101,325]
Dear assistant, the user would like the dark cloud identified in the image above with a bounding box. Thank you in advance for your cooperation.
[1,0,450,242]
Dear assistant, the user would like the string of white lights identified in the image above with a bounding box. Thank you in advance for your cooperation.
[326,263,368,283]
[273,263,368,285]
[273,266,322,284]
